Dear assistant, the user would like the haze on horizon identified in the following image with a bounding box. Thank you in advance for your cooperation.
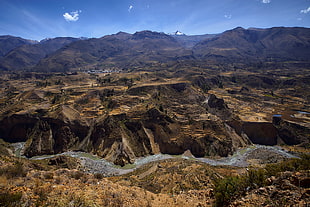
[0,0,309,40]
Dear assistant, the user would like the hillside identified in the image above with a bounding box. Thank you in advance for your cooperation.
[0,37,79,71]
[0,26,309,206]
[171,33,218,48]
[34,31,191,72]
[0,35,36,57]
[0,27,309,72]
[193,27,310,62]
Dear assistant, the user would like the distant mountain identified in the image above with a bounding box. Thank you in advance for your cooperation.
[34,31,191,72]
[0,37,79,71]
[0,35,36,57]
[193,27,310,62]
[171,33,219,48]
[0,27,309,72]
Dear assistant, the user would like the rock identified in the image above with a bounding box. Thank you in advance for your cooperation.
[227,120,279,145]
[48,155,79,169]
[273,118,310,146]
[299,177,310,188]
[257,187,267,195]
[281,179,298,190]
[23,119,54,157]
[53,125,79,153]
[239,86,250,93]
[0,114,37,142]
[0,104,249,165]
[205,94,232,120]
[242,122,278,145]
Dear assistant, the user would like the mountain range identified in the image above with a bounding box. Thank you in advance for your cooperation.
[0,27,309,72]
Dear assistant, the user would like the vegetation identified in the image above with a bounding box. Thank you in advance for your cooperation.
[265,154,310,176]
[0,190,22,207]
[213,154,310,206]
[0,161,27,178]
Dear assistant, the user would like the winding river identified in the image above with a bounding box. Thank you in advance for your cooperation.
[11,143,298,176]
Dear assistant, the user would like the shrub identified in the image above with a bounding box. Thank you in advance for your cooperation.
[71,171,85,180]
[213,169,267,207]
[0,191,22,207]
[94,173,104,179]
[43,172,54,180]
[265,154,310,177]
[0,161,27,178]
[214,176,244,207]
[245,168,267,188]
[213,154,310,206]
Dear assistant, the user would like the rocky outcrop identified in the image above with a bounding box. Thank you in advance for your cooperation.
[273,116,310,146]
[205,94,232,120]
[235,171,310,206]
[228,117,310,146]
[88,113,153,166]
[87,109,225,165]
[0,105,251,166]
[0,114,37,142]
[0,87,253,166]
[0,114,88,157]
[228,120,278,145]
[23,119,54,157]
[242,122,278,145]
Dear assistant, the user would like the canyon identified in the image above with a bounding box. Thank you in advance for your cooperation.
[0,27,309,206]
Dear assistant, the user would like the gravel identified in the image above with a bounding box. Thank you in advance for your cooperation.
[12,142,298,176]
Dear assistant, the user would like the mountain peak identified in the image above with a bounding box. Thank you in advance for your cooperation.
[175,31,185,36]
[132,30,169,40]
[233,27,245,31]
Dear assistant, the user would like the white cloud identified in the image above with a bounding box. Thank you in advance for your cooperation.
[300,7,310,14]
[128,5,133,12]
[63,10,81,22]
[224,14,232,19]
[262,0,271,3]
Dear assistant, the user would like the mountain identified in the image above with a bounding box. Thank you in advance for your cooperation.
[0,35,36,57]
[193,27,310,62]
[0,37,80,71]
[36,27,309,72]
[0,27,309,72]
[34,31,191,72]
[171,33,218,48]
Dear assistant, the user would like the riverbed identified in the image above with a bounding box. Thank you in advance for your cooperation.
[11,143,298,176]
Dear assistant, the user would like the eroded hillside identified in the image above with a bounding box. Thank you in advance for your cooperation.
[0,59,309,206]
[0,63,309,164]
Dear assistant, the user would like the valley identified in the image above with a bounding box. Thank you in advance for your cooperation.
[0,27,309,206]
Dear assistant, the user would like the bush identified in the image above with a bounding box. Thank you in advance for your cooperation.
[246,168,267,188]
[265,154,310,177]
[213,154,310,206]
[0,191,22,207]
[43,172,54,180]
[0,161,27,178]
[214,176,243,207]
[214,169,267,207]
[94,173,104,179]
[71,171,84,180]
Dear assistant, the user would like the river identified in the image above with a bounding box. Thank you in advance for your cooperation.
[11,143,298,176]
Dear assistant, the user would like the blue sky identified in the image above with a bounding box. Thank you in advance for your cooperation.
[0,0,309,40]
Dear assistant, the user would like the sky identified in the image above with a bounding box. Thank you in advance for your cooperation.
[0,0,309,40]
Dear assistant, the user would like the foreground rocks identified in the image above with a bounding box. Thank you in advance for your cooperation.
[232,171,310,206]
[0,153,309,207]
